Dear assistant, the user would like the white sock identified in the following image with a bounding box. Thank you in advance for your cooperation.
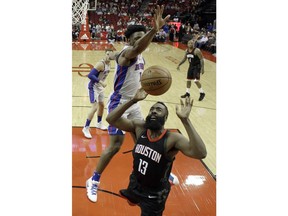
[199,88,204,93]
[186,88,190,93]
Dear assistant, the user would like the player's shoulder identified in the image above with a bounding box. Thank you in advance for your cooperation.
[94,61,105,70]
[133,119,145,128]
[166,130,184,140]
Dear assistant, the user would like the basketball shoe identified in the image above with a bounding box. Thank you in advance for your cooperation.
[86,177,100,202]
[82,126,92,139]
[169,172,179,185]
[199,93,205,101]
[96,122,107,130]
[181,92,190,98]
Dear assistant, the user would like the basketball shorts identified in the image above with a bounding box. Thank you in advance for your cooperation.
[123,173,171,216]
[88,86,104,103]
[107,95,143,135]
[187,65,201,80]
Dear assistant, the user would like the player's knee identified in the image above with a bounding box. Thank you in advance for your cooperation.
[98,101,105,107]
[194,79,199,83]
[109,144,121,155]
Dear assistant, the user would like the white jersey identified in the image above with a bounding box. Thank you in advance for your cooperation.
[88,60,110,93]
[111,46,145,100]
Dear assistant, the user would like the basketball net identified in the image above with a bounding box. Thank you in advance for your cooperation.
[72,0,89,25]
[72,0,91,42]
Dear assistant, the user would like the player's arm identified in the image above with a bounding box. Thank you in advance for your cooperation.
[177,51,187,70]
[173,97,207,159]
[195,48,205,74]
[122,5,170,60]
[106,88,148,132]
[87,61,106,87]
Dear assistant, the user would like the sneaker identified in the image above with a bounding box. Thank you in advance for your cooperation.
[86,177,100,202]
[199,92,205,101]
[169,173,179,185]
[96,122,107,131]
[181,92,190,98]
[119,189,139,206]
[82,127,92,139]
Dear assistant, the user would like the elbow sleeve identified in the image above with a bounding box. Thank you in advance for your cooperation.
[88,68,100,83]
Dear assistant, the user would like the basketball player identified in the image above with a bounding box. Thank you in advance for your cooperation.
[177,39,206,101]
[85,5,179,203]
[82,50,116,139]
[106,88,207,215]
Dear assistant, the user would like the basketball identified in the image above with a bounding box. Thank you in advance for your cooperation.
[140,65,172,96]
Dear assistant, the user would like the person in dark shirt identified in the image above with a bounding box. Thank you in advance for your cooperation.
[106,88,207,216]
[177,39,206,101]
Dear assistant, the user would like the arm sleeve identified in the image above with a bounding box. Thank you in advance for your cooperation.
[87,68,100,83]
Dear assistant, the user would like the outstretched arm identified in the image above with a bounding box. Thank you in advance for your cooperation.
[177,51,187,70]
[174,97,207,159]
[106,88,148,132]
[122,5,170,60]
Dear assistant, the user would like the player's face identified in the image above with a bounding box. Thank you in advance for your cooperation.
[187,40,194,48]
[144,104,167,131]
[105,51,112,62]
[129,31,145,45]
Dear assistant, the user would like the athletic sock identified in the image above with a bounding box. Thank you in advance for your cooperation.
[97,116,102,123]
[85,119,91,127]
[92,171,101,182]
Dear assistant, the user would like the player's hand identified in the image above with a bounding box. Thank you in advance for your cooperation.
[153,5,170,32]
[176,97,193,119]
[132,88,148,102]
[177,66,180,71]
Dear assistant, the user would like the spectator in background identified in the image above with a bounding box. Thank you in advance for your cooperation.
[107,31,116,44]
[162,22,169,35]
[169,24,176,42]
[155,29,167,42]
[72,26,79,40]
[186,23,193,34]
[178,23,186,43]
[196,31,208,49]
[116,28,125,41]
[203,31,216,53]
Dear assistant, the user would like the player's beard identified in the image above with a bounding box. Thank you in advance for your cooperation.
[144,115,165,131]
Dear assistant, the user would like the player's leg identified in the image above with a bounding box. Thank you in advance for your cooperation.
[86,97,127,202]
[139,186,171,216]
[82,102,98,139]
[82,86,99,138]
[181,68,193,98]
[181,79,192,98]
[95,92,107,130]
[86,132,125,202]
[194,68,205,101]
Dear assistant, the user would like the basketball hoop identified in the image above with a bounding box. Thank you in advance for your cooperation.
[72,0,89,25]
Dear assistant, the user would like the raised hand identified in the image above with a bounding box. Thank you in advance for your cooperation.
[153,5,170,32]
[176,97,193,119]
[132,88,148,103]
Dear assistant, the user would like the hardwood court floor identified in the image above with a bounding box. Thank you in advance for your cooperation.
[72,127,216,216]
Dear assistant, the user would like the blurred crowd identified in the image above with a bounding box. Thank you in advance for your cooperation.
[72,0,216,55]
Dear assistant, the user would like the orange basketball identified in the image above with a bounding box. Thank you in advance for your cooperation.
[140,65,172,96]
